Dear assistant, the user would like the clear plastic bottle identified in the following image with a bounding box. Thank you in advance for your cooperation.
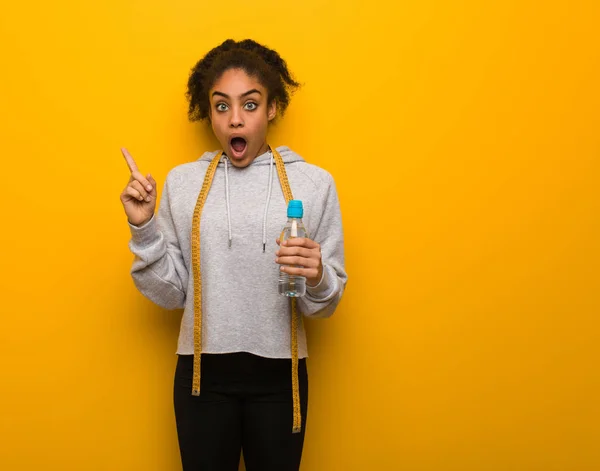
[278,200,307,297]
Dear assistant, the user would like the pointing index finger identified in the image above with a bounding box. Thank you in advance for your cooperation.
[121,147,138,173]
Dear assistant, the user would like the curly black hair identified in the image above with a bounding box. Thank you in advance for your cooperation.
[186,39,300,122]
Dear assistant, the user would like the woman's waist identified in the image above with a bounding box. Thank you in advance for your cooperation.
[175,351,307,389]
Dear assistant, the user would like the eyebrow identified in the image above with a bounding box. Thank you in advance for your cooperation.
[211,89,262,99]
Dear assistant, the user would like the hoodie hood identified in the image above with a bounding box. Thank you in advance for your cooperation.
[198,145,305,166]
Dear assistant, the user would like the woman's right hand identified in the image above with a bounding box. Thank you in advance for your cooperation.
[119,148,157,227]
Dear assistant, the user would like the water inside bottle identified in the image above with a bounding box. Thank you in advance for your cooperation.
[278,220,308,297]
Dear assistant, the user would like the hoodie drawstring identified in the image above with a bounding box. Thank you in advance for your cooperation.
[262,151,274,252]
[223,156,233,248]
[222,151,275,252]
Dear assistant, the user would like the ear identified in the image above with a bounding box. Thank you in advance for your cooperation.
[267,100,277,121]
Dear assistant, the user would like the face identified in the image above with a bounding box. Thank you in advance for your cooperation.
[209,68,277,168]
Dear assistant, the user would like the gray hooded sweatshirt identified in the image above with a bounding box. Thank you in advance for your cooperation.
[127,146,347,358]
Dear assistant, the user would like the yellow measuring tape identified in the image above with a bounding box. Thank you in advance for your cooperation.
[190,147,302,434]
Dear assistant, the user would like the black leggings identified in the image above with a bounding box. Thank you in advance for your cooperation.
[173,353,308,471]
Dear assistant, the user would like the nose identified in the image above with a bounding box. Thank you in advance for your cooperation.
[229,108,244,128]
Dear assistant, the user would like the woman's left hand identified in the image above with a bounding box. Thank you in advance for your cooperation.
[275,237,323,287]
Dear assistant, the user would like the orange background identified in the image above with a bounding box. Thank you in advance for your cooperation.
[1,1,599,470]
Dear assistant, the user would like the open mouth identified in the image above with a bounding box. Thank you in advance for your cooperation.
[229,137,247,158]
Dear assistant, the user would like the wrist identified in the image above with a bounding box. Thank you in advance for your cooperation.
[128,215,153,228]
[307,265,324,287]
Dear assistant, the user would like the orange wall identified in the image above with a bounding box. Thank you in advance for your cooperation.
[1,1,599,470]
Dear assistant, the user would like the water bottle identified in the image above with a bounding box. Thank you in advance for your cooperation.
[278,200,307,297]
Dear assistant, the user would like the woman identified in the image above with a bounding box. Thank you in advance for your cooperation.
[120,38,347,471]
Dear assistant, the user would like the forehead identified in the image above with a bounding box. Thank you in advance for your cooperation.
[210,68,266,97]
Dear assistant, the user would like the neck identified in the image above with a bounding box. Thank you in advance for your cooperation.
[257,141,270,156]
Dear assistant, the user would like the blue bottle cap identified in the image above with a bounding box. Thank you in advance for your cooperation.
[287,200,303,218]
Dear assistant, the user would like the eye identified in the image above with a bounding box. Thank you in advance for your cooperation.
[216,103,228,112]
[244,102,258,111]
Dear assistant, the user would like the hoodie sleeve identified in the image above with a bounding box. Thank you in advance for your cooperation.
[127,174,188,310]
[297,172,348,318]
